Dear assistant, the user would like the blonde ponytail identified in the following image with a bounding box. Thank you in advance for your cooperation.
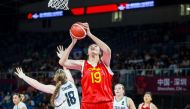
[51,81,62,107]
[20,94,25,102]
[51,69,67,107]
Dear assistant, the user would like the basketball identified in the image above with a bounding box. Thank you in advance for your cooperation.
[70,22,87,40]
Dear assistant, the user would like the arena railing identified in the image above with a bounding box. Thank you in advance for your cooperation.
[0,67,190,79]
[0,67,190,92]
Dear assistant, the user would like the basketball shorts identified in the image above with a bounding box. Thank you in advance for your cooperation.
[81,101,113,109]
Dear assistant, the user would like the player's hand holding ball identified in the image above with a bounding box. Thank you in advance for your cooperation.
[70,22,87,40]
[80,22,92,36]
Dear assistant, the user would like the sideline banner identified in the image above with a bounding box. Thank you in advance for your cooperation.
[135,76,190,94]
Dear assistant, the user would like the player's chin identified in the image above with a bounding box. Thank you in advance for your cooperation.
[13,101,17,104]
[144,99,150,103]
[115,92,120,96]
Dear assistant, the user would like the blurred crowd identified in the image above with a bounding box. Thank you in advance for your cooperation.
[0,21,189,74]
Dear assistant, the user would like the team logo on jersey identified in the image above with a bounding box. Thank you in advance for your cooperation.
[122,101,124,105]
[88,67,101,71]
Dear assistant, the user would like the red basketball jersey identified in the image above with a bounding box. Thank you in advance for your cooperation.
[81,60,113,103]
[141,103,150,109]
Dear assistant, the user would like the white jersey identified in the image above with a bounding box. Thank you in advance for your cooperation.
[54,81,80,109]
[13,102,27,109]
[114,96,128,109]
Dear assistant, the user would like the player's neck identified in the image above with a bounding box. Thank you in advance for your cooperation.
[115,95,124,101]
[88,55,99,63]
[16,102,20,105]
[144,102,151,105]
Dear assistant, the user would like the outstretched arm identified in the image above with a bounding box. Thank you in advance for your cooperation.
[82,23,111,67]
[56,46,75,83]
[15,67,55,94]
[58,39,83,71]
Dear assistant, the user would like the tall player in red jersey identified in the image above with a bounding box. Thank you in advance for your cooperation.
[59,22,114,109]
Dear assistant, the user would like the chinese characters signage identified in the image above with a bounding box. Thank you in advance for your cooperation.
[136,76,190,94]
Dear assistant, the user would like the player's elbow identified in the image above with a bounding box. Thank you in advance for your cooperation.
[104,48,111,56]
[107,47,111,54]
[59,59,65,66]
[59,60,69,67]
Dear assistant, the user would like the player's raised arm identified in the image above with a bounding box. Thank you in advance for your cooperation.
[15,67,55,94]
[58,39,83,71]
[57,45,83,71]
[56,45,75,83]
[81,23,111,67]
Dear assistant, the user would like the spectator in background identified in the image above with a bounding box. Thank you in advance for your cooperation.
[27,99,35,109]
[185,103,190,109]
[119,64,128,84]
[181,57,190,68]
[0,91,3,108]
[2,92,12,109]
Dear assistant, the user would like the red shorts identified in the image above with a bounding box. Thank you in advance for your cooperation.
[81,102,113,109]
